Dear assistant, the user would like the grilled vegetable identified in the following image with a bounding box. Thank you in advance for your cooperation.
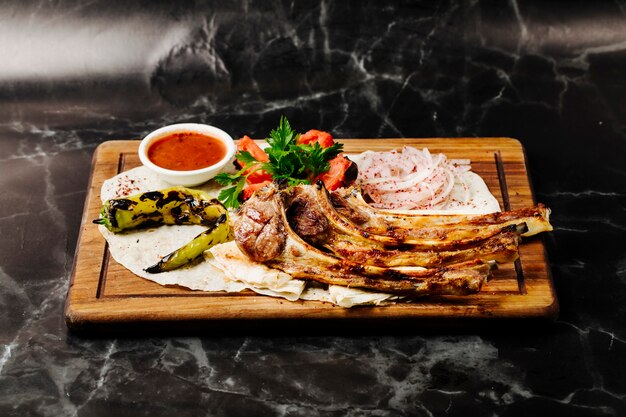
[144,213,230,273]
[94,187,226,233]
[93,187,231,273]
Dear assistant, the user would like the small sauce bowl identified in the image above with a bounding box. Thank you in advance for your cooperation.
[138,123,236,186]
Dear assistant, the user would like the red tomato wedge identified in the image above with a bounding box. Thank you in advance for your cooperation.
[237,135,269,162]
[297,130,334,148]
[245,168,272,184]
[243,180,271,200]
[316,154,353,191]
[235,131,349,200]
[236,135,272,184]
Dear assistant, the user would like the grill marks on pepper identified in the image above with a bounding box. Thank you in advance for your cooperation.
[129,190,220,226]
[108,198,136,229]
[139,191,164,202]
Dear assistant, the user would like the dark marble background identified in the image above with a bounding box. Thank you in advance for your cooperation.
[1,0,625,415]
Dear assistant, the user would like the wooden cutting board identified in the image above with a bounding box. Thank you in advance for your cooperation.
[64,138,558,332]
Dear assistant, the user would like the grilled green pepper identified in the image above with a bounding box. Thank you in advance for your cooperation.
[94,186,231,273]
[94,186,226,233]
[145,213,230,273]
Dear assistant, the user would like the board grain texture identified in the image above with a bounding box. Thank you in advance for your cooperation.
[64,138,558,332]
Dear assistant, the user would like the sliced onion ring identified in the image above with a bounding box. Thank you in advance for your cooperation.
[356,146,471,210]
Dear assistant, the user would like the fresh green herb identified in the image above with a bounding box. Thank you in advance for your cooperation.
[216,116,343,208]
[267,116,299,150]
[233,151,258,165]
[217,178,246,209]
[214,158,257,209]
[214,171,243,187]
[301,141,343,178]
[213,158,254,187]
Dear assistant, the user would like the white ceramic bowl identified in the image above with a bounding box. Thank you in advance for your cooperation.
[138,123,236,187]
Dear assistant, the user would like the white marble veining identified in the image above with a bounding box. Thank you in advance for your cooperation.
[0,1,625,416]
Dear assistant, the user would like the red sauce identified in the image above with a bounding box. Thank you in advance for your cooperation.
[148,132,227,171]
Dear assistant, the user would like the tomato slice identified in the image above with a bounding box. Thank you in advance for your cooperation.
[297,130,334,148]
[243,180,272,200]
[316,154,353,191]
[236,135,272,184]
[245,170,271,184]
[237,135,269,162]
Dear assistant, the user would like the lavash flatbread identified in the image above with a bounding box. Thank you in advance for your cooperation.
[99,166,309,301]
[98,157,500,307]
[99,166,401,306]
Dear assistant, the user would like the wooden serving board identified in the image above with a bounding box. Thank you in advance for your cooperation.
[65,138,557,332]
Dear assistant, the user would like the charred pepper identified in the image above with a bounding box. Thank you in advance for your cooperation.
[144,213,230,273]
[94,186,226,232]
[94,186,231,273]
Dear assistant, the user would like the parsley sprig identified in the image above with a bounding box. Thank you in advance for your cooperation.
[214,116,342,209]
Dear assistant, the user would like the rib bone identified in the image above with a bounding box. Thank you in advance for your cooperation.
[232,185,491,296]
[333,186,553,239]
[288,183,523,267]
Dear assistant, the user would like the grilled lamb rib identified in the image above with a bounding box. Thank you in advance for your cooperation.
[332,186,552,239]
[232,185,491,296]
[287,183,524,267]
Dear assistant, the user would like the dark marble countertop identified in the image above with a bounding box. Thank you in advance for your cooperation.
[1,1,625,415]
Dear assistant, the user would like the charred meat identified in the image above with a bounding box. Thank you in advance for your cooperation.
[333,186,552,239]
[231,182,553,297]
[232,185,492,296]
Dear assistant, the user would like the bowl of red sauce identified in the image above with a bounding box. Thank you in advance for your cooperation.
[138,123,236,186]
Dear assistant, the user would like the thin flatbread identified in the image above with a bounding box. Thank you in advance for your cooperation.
[98,157,500,307]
